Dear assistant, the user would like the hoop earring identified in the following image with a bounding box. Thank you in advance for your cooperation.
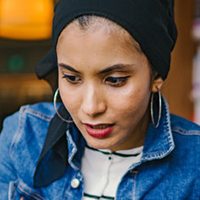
[53,89,73,123]
[150,89,162,128]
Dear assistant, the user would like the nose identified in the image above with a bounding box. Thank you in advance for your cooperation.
[81,85,106,117]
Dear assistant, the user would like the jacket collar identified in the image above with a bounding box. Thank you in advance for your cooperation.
[34,97,174,188]
[66,125,86,170]
[33,104,85,188]
[142,97,175,162]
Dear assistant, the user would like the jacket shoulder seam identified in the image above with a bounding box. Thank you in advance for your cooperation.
[20,105,54,122]
[172,126,200,136]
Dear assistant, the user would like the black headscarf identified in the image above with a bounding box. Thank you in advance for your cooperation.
[52,0,177,80]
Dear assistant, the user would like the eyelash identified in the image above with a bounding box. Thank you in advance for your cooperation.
[62,74,130,87]
[62,74,82,84]
[105,76,130,86]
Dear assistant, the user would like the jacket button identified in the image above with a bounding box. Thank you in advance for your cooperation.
[71,178,80,188]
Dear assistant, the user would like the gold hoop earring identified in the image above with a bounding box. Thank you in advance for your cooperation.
[53,88,73,123]
[150,89,162,128]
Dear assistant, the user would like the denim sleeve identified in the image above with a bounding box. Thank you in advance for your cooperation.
[0,112,19,199]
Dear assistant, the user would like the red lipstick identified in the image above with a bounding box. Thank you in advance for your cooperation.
[85,124,114,138]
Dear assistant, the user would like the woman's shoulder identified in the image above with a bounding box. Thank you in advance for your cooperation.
[19,102,56,120]
[1,102,55,137]
[2,102,55,125]
[170,114,200,136]
[2,102,56,148]
[170,114,200,157]
[0,102,56,186]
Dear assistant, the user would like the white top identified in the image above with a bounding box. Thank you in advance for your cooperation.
[81,145,143,200]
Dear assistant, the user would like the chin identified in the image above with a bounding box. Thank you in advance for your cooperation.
[86,138,119,151]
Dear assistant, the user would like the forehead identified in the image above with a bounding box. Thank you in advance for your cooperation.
[56,24,150,77]
[57,16,142,54]
[57,24,141,64]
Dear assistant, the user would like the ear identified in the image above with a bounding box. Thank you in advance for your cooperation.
[151,77,164,93]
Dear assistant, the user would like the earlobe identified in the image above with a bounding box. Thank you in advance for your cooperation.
[151,77,164,93]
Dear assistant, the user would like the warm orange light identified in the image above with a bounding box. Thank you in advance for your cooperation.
[0,0,54,40]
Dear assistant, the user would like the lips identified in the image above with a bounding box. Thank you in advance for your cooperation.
[84,123,114,138]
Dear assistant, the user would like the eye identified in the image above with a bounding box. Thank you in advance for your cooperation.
[105,76,130,87]
[62,74,82,84]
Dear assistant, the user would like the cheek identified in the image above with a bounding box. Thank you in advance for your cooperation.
[108,84,151,119]
[59,89,82,121]
[58,76,81,115]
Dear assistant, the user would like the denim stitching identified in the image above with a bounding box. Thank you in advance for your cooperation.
[132,173,137,200]
[9,105,53,157]
[66,130,79,170]
[18,184,45,200]
[172,126,200,136]
[10,107,26,156]
[24,109,53,122]
[24,107,54,121]
[163,98,175,151]
[8,181,15,200]
[143,150,171,161]
[142,98,175,161]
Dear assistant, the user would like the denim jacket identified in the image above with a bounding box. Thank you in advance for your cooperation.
[0,99,200,200]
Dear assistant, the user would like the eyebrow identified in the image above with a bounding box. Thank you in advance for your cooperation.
[58,63,133,74]
[59,63,80,73]
[99,64,133,74]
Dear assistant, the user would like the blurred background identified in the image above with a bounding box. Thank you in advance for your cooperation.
[0,0,200,131]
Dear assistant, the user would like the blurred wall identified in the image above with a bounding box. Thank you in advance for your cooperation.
[0,39,53,131]
[162,0,195,121]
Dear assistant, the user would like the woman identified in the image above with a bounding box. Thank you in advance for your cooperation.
[0,0,200,199]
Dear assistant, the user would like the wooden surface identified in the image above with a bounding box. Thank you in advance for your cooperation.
[162,0,195,120]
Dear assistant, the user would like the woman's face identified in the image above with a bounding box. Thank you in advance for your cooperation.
[57,23,161,152]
